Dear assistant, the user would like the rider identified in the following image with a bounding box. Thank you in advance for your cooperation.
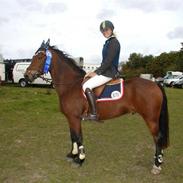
[82,20,121,121]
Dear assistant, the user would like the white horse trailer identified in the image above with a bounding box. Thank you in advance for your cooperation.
[0,62,5,82]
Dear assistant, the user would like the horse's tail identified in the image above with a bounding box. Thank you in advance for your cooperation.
[157,84,169,149]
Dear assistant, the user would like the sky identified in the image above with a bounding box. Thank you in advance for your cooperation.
[0,0,183,63]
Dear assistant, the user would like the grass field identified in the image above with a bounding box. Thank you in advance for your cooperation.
[0,85,183,183]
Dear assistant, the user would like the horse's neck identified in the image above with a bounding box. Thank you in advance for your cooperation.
[50,55,82,95]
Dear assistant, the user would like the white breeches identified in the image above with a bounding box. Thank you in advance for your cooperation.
[83,75,112,92]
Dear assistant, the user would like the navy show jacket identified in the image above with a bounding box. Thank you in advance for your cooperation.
[95,36,120,78]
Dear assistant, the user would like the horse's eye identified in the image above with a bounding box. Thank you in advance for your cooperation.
[38,53,45,60]
[38,55,42,59]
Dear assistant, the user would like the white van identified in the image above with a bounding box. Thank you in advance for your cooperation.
[0,62,5,82]
[13,62,52,87]
[166,71,183,76]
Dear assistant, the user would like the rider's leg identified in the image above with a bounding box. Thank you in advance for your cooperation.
[82,75,112,120]
[84,88,97,120]
[83,75,112,91]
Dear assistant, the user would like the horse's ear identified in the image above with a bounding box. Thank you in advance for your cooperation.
[40,40,45,48]
[46,38,50,46]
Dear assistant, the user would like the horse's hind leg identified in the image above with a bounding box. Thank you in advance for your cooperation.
[152,143,164,174]
[66,117,86,167]
[146,92,169,174]
[144,118,164,174]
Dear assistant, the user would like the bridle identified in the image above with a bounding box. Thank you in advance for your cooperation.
[34,49,84,86]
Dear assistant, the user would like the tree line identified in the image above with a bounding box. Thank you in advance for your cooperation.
[121,47,183,79]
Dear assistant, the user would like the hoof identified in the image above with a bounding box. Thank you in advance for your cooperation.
[66,153,77,163]
[66,156,74,162]
[151,165,162,175]
[71,161,81,168]
[71,157,85,168]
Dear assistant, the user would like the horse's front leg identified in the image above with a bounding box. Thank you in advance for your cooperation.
[66,117,86,167]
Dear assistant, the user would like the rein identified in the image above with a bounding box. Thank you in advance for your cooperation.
[39,75,83,86]
[39,75,52,84]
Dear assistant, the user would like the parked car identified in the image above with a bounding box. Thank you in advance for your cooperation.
[13,62,52,87]
[163,75,183,87]
[156,77,164,86]
[172,78,183,88]
[157,71,183,87]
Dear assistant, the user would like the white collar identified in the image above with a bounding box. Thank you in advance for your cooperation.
[107,35,115,41]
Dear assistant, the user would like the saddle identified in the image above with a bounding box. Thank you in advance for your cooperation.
[83,77,121,97]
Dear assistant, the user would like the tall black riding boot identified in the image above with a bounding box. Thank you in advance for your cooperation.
[82,88,98,121]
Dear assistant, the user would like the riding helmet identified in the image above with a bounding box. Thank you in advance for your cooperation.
[100,20,114,32]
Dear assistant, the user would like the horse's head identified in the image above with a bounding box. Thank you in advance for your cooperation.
[24,39,51,82]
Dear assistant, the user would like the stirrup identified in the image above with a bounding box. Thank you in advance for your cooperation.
[81,114,100,122]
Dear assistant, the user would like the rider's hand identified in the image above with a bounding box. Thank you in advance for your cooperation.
[84,72,96,79]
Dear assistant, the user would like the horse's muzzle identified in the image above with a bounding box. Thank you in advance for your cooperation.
[24,70,39,82]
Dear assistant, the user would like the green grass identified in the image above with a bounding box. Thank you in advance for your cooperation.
[0,85,183,183]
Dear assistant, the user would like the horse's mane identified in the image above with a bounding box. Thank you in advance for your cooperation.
[50,46,86,77]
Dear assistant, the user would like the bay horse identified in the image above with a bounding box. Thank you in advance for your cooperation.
[24,40,169,174]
